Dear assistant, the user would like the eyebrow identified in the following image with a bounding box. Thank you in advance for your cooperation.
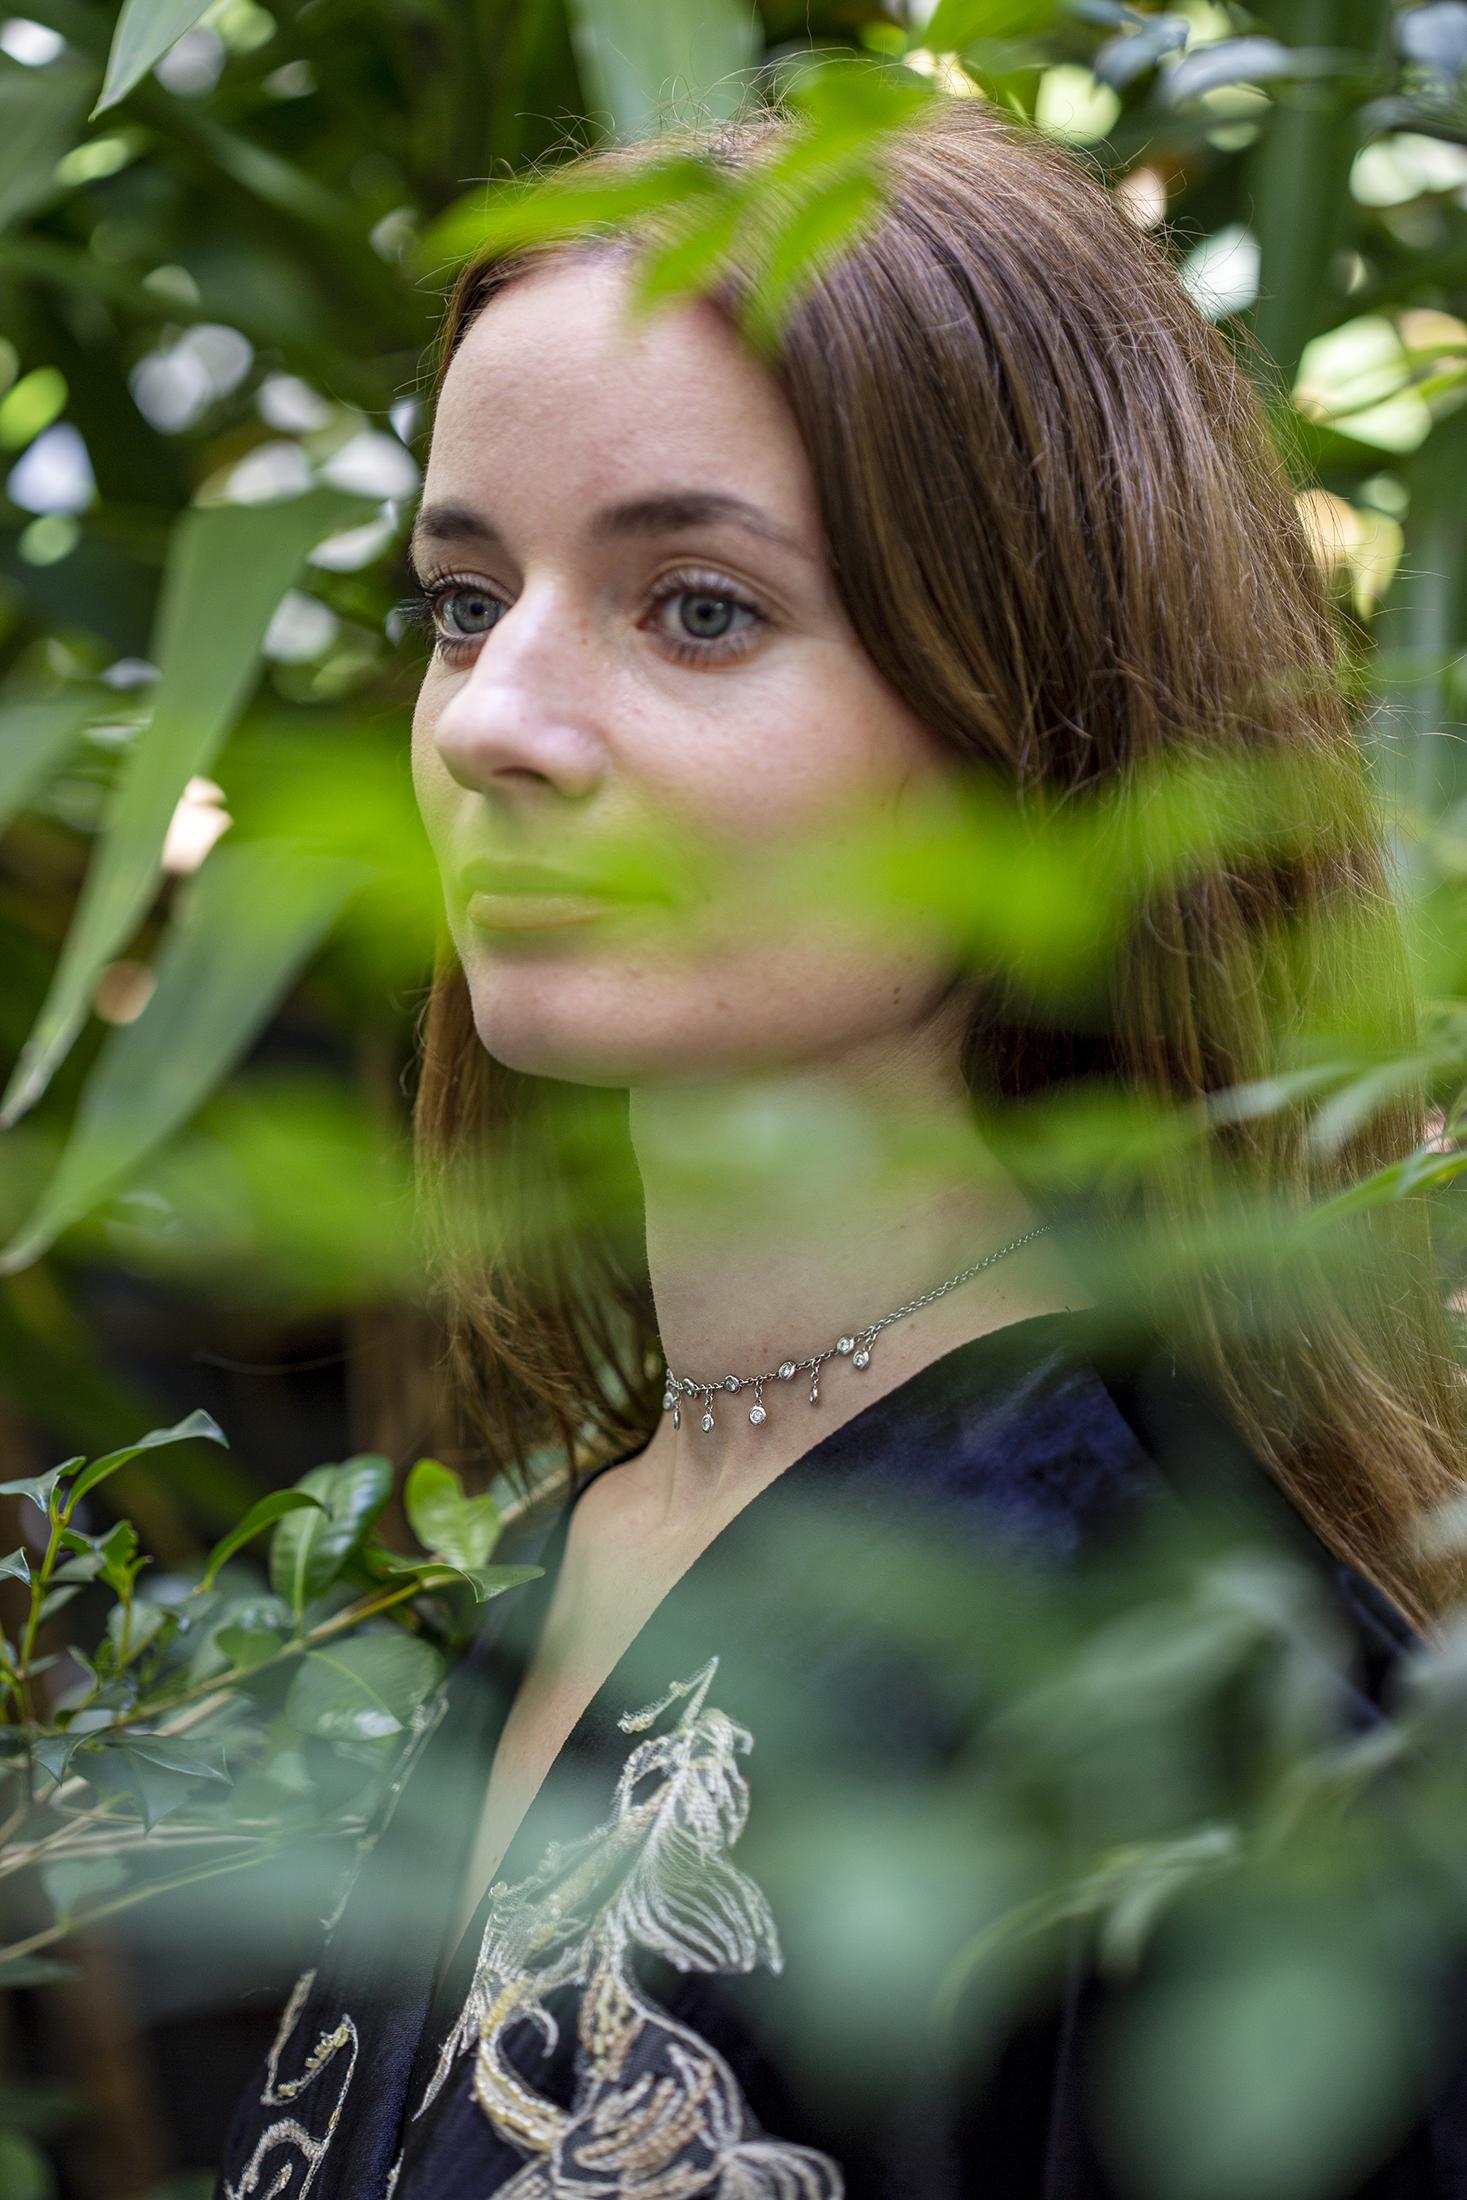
[408,489,817,572]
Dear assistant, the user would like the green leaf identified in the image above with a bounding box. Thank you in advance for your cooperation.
[564,0,758,141]
[30,1732,92,1789]
[0,690,102,835]
[86,1743,210,1831]
[404,1458,502,1572]
[0,1548,29,1585]
[740,165,886,356]
[0,1463,81,1518]
[1,837,365,1271]
[68,1409,227,1511]
[284,1633,442,1742]
[115,1733,228,1782]
[0,50,94,233]
[422,155,721,269]
[0,2128,56,2200]
[216,1624,285,1671]
[1094,14,1190,88]
[97,1518,142,1595]
[199,1489,326,1592]
[376,1554,544,1605]
[94,0,216,119]
[920,0,1059,47]
[270,1456,393,1618]
[0,485,369,1132]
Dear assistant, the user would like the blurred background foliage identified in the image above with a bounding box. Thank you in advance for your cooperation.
[3,0,1467,2192]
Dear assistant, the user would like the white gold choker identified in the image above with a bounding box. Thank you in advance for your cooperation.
[659,1223,1055,1434]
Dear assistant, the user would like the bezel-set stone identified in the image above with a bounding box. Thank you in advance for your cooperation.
[700,1410,714,1432]
[853,1349,870,1369]
[778,1361,796,1380]
[836,1337,854,1354]
[723,1375,739,1392]
[749,1404,766,1424]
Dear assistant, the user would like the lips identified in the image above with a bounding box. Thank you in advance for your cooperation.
[457,855,625,900]
[457,853,643,936]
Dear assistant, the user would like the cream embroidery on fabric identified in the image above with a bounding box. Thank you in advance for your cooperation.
[220,1968,359,2199]
[399,1655,844,2197]
[221,1692,448,2199]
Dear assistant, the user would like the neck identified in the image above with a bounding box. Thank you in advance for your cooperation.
[626,1029,1089,1527]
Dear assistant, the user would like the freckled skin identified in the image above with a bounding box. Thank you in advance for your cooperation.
[411,255,971,1089]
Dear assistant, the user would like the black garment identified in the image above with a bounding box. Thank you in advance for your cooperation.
[213,1309,1466,2198]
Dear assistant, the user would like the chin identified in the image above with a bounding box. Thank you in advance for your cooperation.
[463,964,677,1087]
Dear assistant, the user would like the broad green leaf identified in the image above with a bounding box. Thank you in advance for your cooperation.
[0,838,364,1271]
[199,1489,326,1592]
[86,1743,204,1830]
[270,1455,394,1617]
[0,691,101,833]
[93,0,217,119]
[1094,14,1190,88]
[0,485,368,1129]
[1166,30,1362,110]
[30,1732,92,1789]
[404,1457,502,1571]
[285,1632,442,1742]
[0,1462,79,1518]
[564,0,758,142]
[117,1733,228,1781]
[376,1554,545,1603]
[0,2128,55,2200]
[0,1548,29,1585]
[0,52,94,231]
[920,0,1058,47]
[68,1408,226,1511]
[216,1624,285,1671]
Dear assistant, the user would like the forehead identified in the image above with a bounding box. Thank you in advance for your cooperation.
[423,254,818,525]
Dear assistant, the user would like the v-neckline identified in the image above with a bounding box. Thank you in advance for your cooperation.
[422,1307,1098,2030]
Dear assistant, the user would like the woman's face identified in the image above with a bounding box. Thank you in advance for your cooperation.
[410,251,968,1087]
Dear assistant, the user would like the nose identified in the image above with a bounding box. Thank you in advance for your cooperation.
[428,600,606,803]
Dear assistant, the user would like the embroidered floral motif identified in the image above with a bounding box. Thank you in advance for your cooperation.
[220,1968,359,2199]
[403,1656,844,2197]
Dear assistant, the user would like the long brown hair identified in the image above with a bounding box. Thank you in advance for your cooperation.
[408,89,1467,1635]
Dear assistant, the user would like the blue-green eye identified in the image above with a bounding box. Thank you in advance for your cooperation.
[645,570,766,664]
[397,566,768,668]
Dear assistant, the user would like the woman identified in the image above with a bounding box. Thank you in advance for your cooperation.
[216,86,1467,2198]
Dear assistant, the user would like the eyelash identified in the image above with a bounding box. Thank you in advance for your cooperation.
[393,567,768,669]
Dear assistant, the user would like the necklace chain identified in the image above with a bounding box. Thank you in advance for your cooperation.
[660,1223,1055,1435]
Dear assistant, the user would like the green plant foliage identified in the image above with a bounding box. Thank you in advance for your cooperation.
[3,0,1467,2178]
[269,1453,393,1616]
[0,1416,543,1974]
[404,1457,502,1573]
